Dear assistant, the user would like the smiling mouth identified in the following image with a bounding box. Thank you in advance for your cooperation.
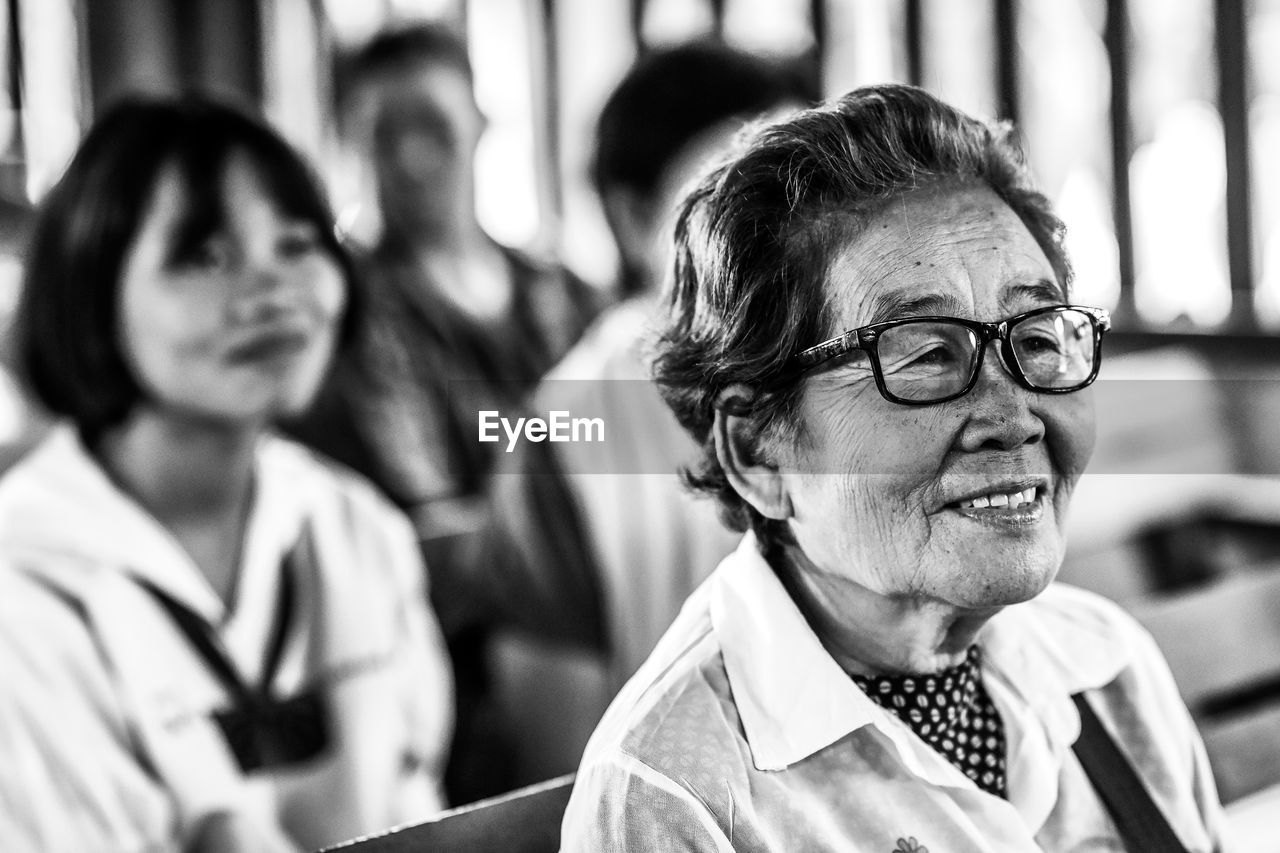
[955,486,1038,510]
[227,332,311,364]
[947,485,1046,526]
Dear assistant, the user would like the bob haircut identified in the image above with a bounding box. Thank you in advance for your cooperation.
[651,83,1072,548]
[15,93,359,440]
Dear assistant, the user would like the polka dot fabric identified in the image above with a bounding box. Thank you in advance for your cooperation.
[851,645,1007,798]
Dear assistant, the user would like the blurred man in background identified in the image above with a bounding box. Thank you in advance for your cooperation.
[286,22,600,804]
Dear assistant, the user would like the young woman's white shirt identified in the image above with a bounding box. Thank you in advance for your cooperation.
[0,425,454,853]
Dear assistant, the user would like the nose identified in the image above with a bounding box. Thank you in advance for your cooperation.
[228,262,297,324]
[389,130,450,183]
[956,339,1046,452]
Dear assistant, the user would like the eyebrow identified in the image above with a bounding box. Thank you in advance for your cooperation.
[1004,277,1067,305]
[865,277,1066,325]
[867,291,966,324]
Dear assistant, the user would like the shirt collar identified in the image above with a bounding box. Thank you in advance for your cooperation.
[980,581,1135,746]
[710,534,887,772]
[0,424,306,627]
[709,533,1134,775]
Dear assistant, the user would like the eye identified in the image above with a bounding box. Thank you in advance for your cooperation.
[170,237,232,273]
[1012,314,1072,359]
[904,343,959,368]
[875,321,977,377]
[881,340,964,377]
[1016,332,1064,355]
[277,224,322,260]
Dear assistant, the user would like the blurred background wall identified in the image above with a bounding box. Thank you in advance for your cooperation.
[5,0,1280,336]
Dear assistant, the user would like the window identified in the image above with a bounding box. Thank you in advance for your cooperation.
[306,0,1267,330]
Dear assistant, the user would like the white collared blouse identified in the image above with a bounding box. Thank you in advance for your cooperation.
[560,534,1227,852]
[0,426,454,853]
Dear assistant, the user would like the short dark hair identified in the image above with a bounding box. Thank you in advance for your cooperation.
[336,21,473,118]
[15,93,358,438]
[651,83,1072,545]
[593,41,816,296]
[591,40,816,199]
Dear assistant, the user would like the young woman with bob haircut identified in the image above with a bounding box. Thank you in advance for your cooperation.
[0,95,453,853]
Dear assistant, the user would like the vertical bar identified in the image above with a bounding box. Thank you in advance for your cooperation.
[993,0,1018,124]
[630,0,645,53]
[6,0,21,113]
[809,0,826,95]
[1104,0,1137,323]
[709,0,726,40]
[904,0,922,88]
[537,0,562,237]
[261,0,327,158]
[1216,0,1255,330]
[84,0,180,114]
[171,0,199,86]
[196,0,264,106]
[3,0,25,201]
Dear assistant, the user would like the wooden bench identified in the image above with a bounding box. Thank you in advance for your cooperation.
[321,774,574,853]
[1131,570,1280,804]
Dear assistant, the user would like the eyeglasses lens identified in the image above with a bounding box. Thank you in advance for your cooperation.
[876,323,981,402]
[877,309,1097,402]
[1008,308,1096,389]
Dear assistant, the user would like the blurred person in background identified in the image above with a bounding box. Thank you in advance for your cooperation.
[490,42,817,687]
[284,20,600,804]
[0,95,453,852]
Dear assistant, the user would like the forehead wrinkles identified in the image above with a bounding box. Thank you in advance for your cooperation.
[826,189,1049,324]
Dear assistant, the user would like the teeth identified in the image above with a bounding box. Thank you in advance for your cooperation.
[959,487,1037,509]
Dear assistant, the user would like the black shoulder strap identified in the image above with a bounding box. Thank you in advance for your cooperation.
[1070,692,1190,853]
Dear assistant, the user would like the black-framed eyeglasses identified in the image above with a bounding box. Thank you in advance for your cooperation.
[793,304,1111,406]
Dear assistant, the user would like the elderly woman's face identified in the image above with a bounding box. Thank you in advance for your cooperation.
[778,182,1095,610]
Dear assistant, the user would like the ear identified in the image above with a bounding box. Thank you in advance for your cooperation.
[713,385,794,521]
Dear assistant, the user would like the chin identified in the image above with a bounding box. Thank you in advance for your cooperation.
[263,367,329,418]
[947,558,1060,610]
[204,389,316,426]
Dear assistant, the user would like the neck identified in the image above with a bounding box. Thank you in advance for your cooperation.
[94,410,260,606]
[405,234,514,321]
[96,410,258,517]
[774,542,998,677]
[93,404,259,545]
[387,195,482,255]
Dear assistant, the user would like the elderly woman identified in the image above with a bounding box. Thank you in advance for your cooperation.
[560,85,1225,851]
